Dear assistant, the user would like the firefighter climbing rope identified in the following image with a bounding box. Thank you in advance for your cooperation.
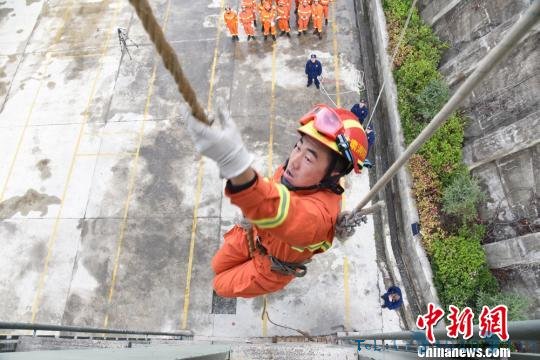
[127,0,540,239]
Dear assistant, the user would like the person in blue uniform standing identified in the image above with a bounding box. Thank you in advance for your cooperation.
[351,100,375,168]
[305,54,322,89]
[351,99,368,123]
[381,285,403,310]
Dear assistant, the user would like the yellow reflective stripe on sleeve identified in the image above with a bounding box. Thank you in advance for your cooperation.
[291,240,332,253]
[250,183,290,229]
[306,240,332,251]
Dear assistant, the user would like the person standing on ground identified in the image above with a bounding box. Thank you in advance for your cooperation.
[350,100,374,167]
[224,6,239,41]
[297,0,311,36]
[185,104,369,297]
[311,0,324,39]
[320,0,330,25]
[305,54,322,89]
[260,1,277,41]
[276,0,291,37]
[239,5,257,41]
[351,99,368,123]
[381,286,403,310]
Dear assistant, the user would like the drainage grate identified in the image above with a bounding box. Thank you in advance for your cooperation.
[0,340,17,352]
[211,291,237,314]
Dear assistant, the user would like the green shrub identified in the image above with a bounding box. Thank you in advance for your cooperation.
[476,291,530,321]
[409,154,445,253]
[395,58,441,97]
[384,0,497,313]
[432,234,496,308]
[406,24,447,63]
[419,115,465,186]
[383,0,418,23]
[442,172,486,224]
[415,79,450,121]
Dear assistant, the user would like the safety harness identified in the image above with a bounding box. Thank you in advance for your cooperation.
[255,236,311,277]
[240,218,311,278]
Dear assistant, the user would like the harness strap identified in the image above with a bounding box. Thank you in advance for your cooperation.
[255,237,311,278]
[269,256,310,277]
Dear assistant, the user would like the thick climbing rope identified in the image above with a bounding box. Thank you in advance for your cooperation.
[337,0,540,236]
[128,0,210,124]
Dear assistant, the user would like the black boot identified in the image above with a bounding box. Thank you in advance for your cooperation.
[325,18,328,25]
[297,31,302,36]
[272,34,276,41]
[280,30,286,36]
[254,20,257,27]
[264,35,268,40]
[286,32,291,37]
[318,31,322,39]
[247,35,251,41]
[313,29,318,34]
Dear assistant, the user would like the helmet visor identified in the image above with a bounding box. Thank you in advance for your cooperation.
[299,104,343,139]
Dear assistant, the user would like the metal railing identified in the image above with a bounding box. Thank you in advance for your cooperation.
[337,320,540,341]
[337,320,540,359]
[0,321,192,338]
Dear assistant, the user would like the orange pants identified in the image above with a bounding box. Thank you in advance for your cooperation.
[263,21,277,35]
[298,16,310,31]
[313,16,322,31]
[226,21,238,36]
[211,226,293,298]
[278,18,290,32]
[322,5,329,18]
[241,21,255,35]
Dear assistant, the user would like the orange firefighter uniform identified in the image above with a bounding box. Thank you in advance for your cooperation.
[260,3,277,40]
[320,0,330,24]
[311,0,324,37]
[242,0,258,26]
[224,9,239,39]
[297,1,312,34]
[212,166,341,298]
[276,1,291,35]
[239,7,256,39]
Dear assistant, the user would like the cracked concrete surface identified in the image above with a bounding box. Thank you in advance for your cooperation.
[0,0,403,338]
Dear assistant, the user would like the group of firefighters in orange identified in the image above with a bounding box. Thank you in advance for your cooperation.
[224,0,333,42]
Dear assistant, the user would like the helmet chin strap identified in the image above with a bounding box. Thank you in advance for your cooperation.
[280,159,346,195]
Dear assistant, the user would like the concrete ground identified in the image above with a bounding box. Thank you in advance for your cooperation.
[0,0,403,338]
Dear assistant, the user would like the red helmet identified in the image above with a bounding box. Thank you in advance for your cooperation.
[297,104,368,174]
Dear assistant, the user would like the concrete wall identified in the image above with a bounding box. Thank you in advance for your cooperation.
[362,0,441,316]
[418,0,539,317]
[417,0,539,239]
[483,233,540,318]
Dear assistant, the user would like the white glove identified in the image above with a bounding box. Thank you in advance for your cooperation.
[186,108,254,179]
